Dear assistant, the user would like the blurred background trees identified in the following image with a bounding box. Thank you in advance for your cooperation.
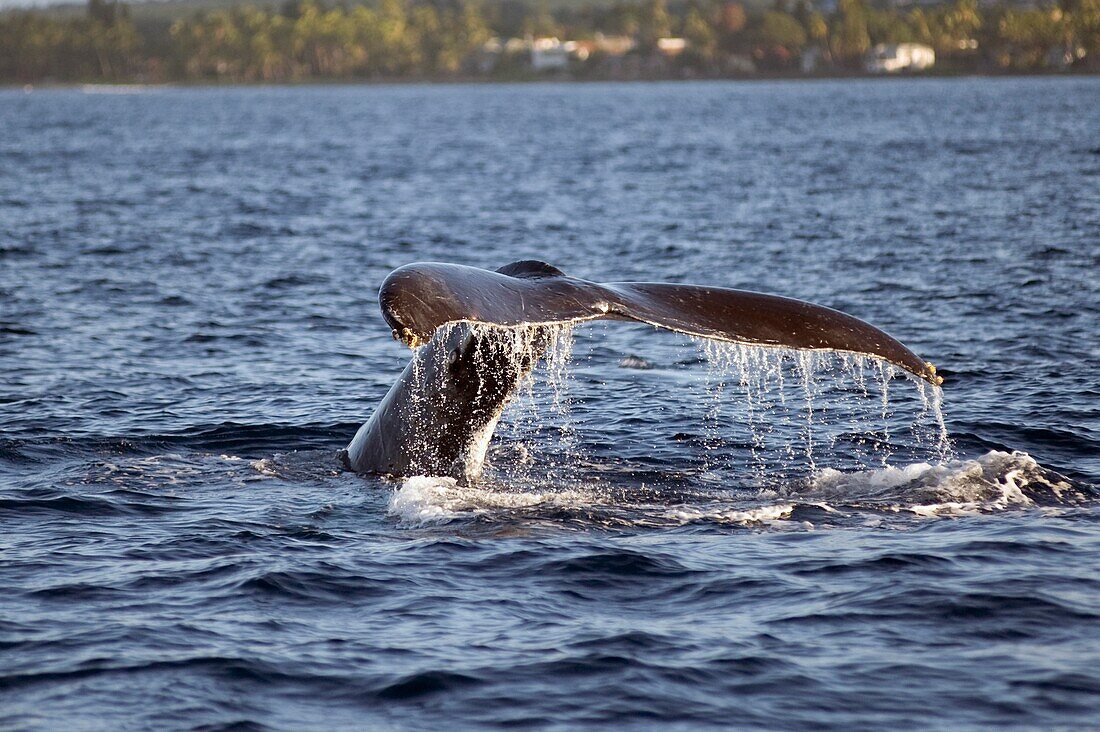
[1,0,139,80]
[1,0,1098,83]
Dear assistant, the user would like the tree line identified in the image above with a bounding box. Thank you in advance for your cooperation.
[2,0,1099,83]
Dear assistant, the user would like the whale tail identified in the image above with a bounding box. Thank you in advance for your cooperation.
[377,260,942,385]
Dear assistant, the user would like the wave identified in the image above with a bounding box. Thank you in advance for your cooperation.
[805,450,1094,515]
[388,451,1095,529]
[3,421,1092,532]
[0,423,356,465]
[388,476,607,526]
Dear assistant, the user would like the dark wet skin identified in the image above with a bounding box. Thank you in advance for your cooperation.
[380,260,941,384]
[342,319,548,481]
[345,260,943,480]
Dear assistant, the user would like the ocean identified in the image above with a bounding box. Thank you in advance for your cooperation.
[1,77,1098,729]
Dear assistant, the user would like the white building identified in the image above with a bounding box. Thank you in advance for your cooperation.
[656,38,687,56]
[865,43,935,73]
[531,38,570,71]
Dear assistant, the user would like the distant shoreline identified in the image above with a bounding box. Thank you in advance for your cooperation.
[7,68,1100,91]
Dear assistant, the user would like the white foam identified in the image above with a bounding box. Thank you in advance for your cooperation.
[813,461,938,492]
[808,450,1076,517]
[387,476,605,526]
[250,458,280,476]
[386,450,1085,528]
[387,475,814,529]
[663,502,796,525]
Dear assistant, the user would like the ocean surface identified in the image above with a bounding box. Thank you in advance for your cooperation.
[1,78,1098,729]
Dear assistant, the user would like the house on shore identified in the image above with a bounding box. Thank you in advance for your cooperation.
[865,43,935,73]
[656,38,688,57]
[531,38,570,71]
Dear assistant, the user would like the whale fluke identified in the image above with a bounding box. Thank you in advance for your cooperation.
[377,261,942,385]
[347,260,944,479]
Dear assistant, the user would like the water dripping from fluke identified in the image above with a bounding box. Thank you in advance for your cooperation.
[395,327,952,489]
[484,322,581,487]
[370,329,1100,531]
[691,339,954,484]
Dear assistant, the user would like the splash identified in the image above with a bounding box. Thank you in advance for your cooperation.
[699,339,794,479]
[808,450,1088,516]
[387,474,800,529]
[387,451,1092,530]
[399,322,581,482]
[489,322,581,482]
[661,502,798,525]
[388,475,604,526]
[395,323,954,489]
[381,322,577,477]
[694,339,952,479]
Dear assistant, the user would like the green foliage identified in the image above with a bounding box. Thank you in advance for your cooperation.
[2,0,1099,83]
[752,10,807,50]
[522,1,561,36]
[636,0,672,48]
[1075,0,1100,57]
[0,0,139,81]
[866,8,916,45]
[830,0,870,65]
[682,4,716,56]
[161,0,494,79]
[743,9,805,67]
[996,7,1066,67]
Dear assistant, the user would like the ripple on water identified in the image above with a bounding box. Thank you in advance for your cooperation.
[1,80,1099,730]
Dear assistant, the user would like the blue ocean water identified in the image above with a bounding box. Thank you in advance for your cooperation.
[1,78,1099,729]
